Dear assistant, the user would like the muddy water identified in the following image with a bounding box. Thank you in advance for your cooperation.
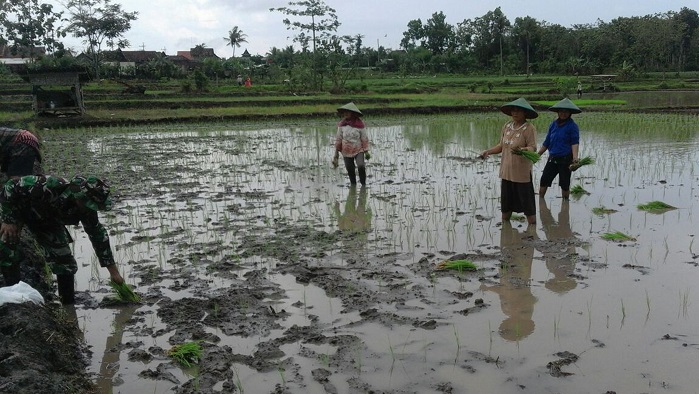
[47,112,699,394]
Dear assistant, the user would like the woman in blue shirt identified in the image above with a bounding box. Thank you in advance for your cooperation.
[537,98,581,200]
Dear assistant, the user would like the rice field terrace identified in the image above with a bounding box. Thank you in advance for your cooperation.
[31,110,699,393]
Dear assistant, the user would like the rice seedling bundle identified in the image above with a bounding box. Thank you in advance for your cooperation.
[570,185,587,195]
[510,213,526,222]
[168,342,202,367]
[592,206,617,215]
[637,201,676,211]
[110,281,141,302]
[570,156,595,171]
[513,149,541,163]
[601,231,636,242]
[436,259,478,271]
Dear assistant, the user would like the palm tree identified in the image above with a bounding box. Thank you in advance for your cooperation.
[224,26,248,57]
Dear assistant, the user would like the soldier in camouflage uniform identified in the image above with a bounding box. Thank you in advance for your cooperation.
[0,127,42,179]
[0,175,124,304]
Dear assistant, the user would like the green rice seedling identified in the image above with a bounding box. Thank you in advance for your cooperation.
[592,206,617,216]
[168,341,202,368]
[637,201,677,212]
[435,259,478,271]
[109,281,141,303]
[278,365,286,387]
[679,288,690,318]
[569,156,595,171]
[512,149,541,163]
[601,231,636,242]
[510,213,525,222]
[319,353,330,367]
[570,185,588,195]
[232,365,245,393]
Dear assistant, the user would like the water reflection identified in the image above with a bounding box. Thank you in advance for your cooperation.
[96,305,140,392]
[538,199,577,293]
[333,186,372,262]
[334,186,372,234]
[481,222,537,341]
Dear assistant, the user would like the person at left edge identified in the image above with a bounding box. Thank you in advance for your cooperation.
[0,127,42,178]
[0,175,124,304]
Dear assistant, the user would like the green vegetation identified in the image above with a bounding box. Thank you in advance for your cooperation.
[109,281,141,303]
[570,156,595,171]
[592,207,618,216]
[436,259,478,271]
[513,149,541,163]
[570,185,588,195]
[168,342,203,368]
[637,201,677,211]
[601,231,636,242]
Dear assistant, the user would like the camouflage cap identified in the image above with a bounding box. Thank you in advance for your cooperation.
[68,176,113,211]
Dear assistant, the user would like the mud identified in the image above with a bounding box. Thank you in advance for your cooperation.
[3,113,698,394]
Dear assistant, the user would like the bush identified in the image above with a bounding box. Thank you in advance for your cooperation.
[192,70,209,92]
[181,79,193,93]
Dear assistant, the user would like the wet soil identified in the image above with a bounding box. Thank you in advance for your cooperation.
[3,112,694,393]
[0,216,583,393]
[0,238,96,394]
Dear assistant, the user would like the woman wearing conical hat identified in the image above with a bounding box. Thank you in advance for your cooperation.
[480,97,538,225]
[334,102,370,186]
[536,98,581,200]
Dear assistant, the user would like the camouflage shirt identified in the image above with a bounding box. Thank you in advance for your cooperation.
[0,175,116,267]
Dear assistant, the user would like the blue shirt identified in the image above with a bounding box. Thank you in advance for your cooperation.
[542,118,579,157]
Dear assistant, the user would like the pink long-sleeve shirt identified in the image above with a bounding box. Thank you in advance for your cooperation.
[335,118,368,157]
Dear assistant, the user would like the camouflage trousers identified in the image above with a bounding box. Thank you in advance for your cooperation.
[0,224,78,276]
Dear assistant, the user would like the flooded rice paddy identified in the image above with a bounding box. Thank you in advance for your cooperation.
[43,111,699,394]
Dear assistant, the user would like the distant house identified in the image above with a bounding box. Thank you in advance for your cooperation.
[189,47,219,60]
[177,47,219,60]
[98,49,164,75]
[168,54,197,73]
[172,47,220,72]
[0,44,46,72]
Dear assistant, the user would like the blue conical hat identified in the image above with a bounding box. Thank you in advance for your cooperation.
[500,97,538,119]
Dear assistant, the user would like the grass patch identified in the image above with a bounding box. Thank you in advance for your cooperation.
[436,259,478,271]
[535,99,626,107]
[637,201,676,212]
[592,206,618,215]
[109,281,141,303]
[168,342,202,368]
[601,231,636,242]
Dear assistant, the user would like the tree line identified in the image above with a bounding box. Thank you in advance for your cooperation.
[2,0,698,91]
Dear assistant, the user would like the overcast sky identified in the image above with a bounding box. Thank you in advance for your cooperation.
[48,0,694,57]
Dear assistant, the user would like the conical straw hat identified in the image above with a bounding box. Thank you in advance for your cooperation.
[500,97,538,119]
[549,97,582,114]
[337,102,363,116]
